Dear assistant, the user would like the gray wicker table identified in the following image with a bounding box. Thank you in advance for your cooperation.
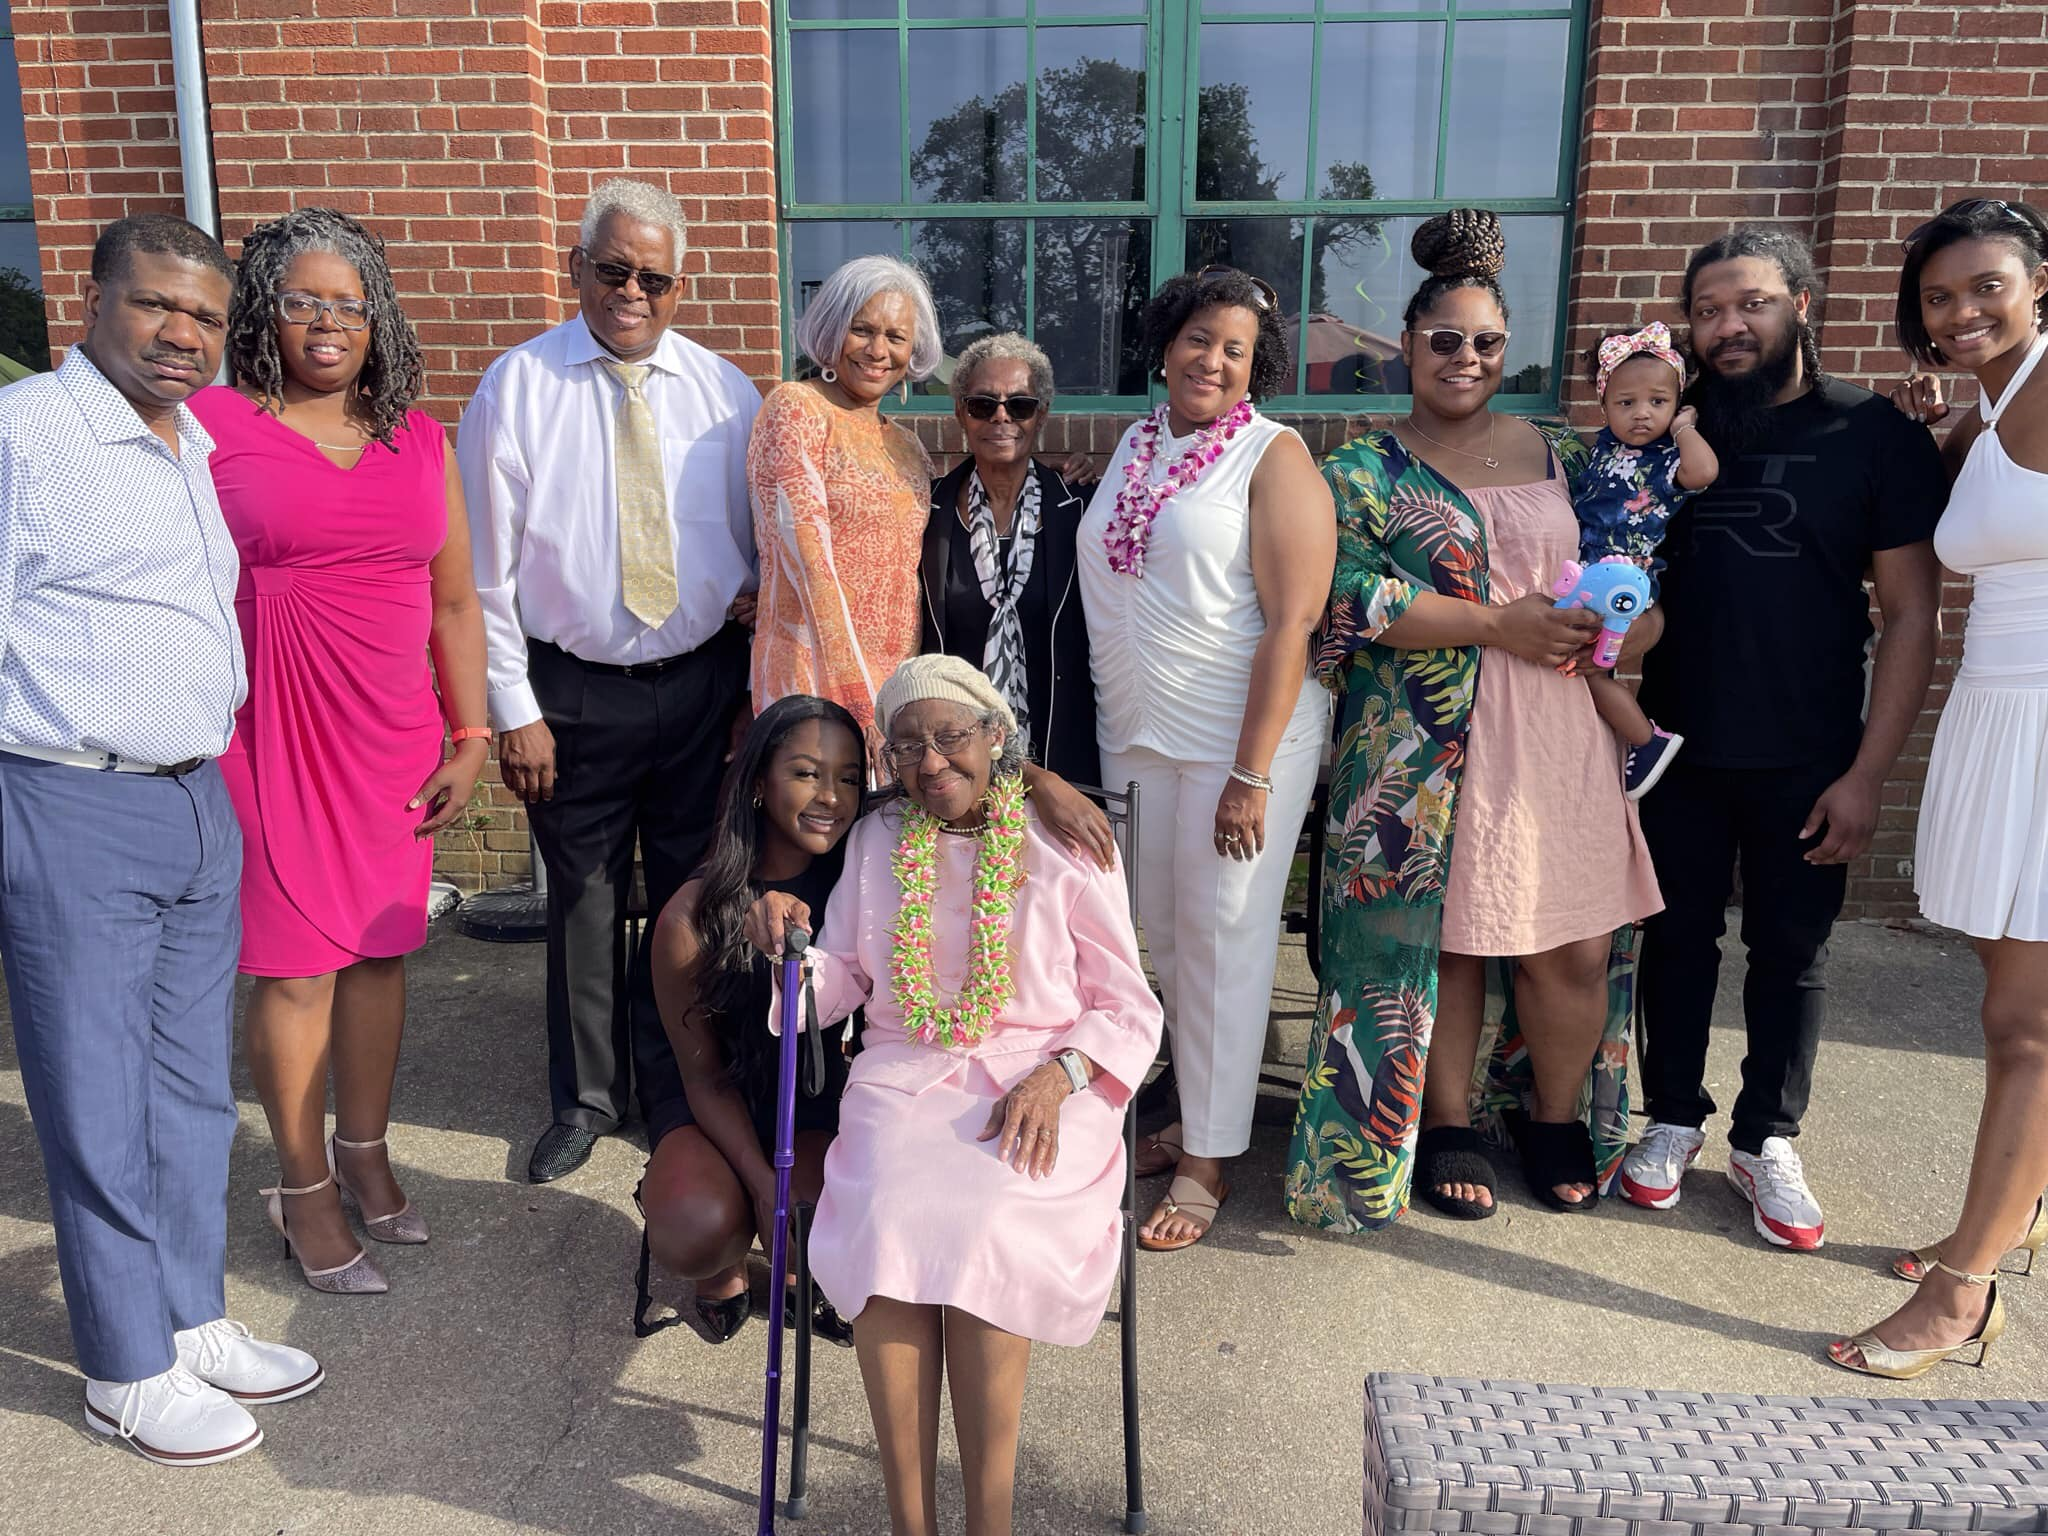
[1364,1373,2048,1534]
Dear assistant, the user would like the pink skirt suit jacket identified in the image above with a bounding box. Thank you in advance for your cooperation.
[792,803,1163,1346]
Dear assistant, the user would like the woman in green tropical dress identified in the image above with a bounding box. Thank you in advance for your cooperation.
[1285,211,1662,1233]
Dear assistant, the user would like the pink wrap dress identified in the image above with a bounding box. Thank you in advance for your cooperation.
[190,388,449,977]
[792,805,1163,1346]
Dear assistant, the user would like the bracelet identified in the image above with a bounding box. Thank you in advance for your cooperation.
[1673,421,1695,439]
[450,726,493,743]
[1053,1049,1089,1096]
[1228,764,1273,793]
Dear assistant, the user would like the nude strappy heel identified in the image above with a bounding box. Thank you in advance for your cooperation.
[260,1174,388,1295]
[327,1134,429,1245]
[1893,1196,2046,1282]
[1828,1259,2005,1381]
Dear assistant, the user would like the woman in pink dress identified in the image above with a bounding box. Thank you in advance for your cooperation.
[744,654,1162,1536]
[191,208,490,1295]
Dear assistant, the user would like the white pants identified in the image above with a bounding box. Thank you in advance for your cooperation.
[1102,729,1321,1158]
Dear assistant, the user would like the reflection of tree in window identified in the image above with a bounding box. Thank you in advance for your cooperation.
[0,267,50,372]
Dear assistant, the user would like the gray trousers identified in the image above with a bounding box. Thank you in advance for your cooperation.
[0,752,242,1383]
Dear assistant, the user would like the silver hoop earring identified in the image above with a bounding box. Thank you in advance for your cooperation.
[820,366,838,384]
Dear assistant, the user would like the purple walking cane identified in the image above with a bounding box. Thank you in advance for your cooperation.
[759,923,810,1535]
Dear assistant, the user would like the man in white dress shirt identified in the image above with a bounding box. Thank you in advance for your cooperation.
[0,215,322,1466]
[460,179,761,1183]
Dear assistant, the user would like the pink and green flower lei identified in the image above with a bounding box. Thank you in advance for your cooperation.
[1101,396,1254,576]
[889,774,1030,1049]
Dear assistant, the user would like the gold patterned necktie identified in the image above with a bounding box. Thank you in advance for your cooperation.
[602,358,678,628]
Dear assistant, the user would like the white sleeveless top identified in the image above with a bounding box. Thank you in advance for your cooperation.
[1937,331,2048,688]
[1078,408,1328,760]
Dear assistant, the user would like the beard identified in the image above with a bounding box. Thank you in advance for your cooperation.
[1691,323,1804,455]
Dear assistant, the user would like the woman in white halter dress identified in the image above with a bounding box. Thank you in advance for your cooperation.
[1829,199,2048,1382]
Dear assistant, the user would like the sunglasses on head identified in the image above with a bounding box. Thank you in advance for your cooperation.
[962,393,1042,423]
[1902,198,2028,253]
[576,247,679,298]
[1411,326,1511,358]
[1194,264,1279,313]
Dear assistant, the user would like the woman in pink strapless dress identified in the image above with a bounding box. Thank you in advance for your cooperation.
[192,208,490,1296]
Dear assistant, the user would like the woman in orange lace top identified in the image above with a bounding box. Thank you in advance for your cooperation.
[749,256,938,754]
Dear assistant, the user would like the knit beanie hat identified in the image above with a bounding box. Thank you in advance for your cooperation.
[874,653,1020,747]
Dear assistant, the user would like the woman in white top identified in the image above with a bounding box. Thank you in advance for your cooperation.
[1840,198,2048,1380]
[1078,267,1336,1250]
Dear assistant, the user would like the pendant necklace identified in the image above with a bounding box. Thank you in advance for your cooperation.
[1402,412,1498,470]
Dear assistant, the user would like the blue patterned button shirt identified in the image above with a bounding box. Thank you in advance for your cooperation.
[0,347,246,763]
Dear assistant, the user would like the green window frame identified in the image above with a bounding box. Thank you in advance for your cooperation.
[774,0,1588,414]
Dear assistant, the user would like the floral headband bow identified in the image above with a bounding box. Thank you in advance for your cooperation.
[1596,321,1686,398]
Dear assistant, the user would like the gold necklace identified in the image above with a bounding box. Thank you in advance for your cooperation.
[1402,412,1498,470]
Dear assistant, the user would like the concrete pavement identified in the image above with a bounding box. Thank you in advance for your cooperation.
[0,915,2035,1536]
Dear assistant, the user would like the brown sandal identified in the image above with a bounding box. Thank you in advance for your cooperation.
[1138,1172,1229,1253]
[1134,1121,1185,1179]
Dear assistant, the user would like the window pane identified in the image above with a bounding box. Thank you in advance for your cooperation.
[908,29,1028,203]
[1300,213,1563,398]
[790,221,902,367]
[1201,1,1313,12]
[1035,26,1148,203]
[1441,19,1570,200]
[1184,218,1305,390]
[1314,23,1443,202]
[0,42,29,209]
[1039,0,1145,13]
[909,0,1026,19]
[1034,218,1152,397]
[910,218,1026,395]
[789,0,895,17]
[1196,23,1311,203]
[790,32,903,205]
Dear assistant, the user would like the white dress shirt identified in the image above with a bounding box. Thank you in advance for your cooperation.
[0,348,246,765]
[458,315,762,731]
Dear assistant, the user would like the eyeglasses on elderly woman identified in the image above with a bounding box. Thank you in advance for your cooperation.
[883,720,993,771]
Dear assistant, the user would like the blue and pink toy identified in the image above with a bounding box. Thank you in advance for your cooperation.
[1552,556,1652,670]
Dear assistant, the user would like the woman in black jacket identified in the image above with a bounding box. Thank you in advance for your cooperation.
[920,333,1113,864]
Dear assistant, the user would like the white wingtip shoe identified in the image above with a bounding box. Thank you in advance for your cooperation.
[175,1318,324,1404]
[84,1364,263,1467]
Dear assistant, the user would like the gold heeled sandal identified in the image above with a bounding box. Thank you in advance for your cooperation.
[261,1174,389,1295]
[1892,1197,2046,1282]
[328,1134,430,1245]
[1828,1260,2005,1381]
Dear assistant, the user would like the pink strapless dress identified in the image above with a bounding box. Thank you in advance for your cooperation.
[190,388,449,977]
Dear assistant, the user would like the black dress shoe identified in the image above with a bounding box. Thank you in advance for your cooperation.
[528,1124,599,1183]
[694,1289,751,1344]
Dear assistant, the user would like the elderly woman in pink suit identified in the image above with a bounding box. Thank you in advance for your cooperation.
[746,653,1161,1536]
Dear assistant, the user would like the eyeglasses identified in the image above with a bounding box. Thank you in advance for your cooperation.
[575,248,679,298]
[883,722,989,771]
[275,292,371,331]
[962,394,1042,423]
[1903,199,2026,252]
[1411,327,1512,358]
[1194,264,1279,313]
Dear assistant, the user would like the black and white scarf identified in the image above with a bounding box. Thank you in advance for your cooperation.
[964,469,1041,745]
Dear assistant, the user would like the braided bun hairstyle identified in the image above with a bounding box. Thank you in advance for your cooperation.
[1403,208,1511,329]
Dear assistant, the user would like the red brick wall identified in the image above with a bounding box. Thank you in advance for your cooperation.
[1568,0,2048,920]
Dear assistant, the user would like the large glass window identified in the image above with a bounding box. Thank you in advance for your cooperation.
[0,25,48,375]
[776,1,1584,410]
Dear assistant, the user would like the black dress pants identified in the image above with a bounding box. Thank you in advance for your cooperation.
[525,627,746,1134]
[1636,760,1849,1154]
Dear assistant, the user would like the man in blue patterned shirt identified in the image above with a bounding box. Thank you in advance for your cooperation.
[0,215,322,1467]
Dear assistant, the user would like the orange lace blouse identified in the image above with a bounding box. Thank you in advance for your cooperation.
[747,381,933,744]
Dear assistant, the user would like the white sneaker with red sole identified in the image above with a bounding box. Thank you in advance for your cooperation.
[1619,1122,1705,1210]
[1727,1136,1825,1249]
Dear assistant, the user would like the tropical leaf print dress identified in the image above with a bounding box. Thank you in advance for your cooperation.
[1284,427,1642,1234]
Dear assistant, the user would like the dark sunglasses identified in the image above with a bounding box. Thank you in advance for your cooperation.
[1195,264,1279,313]
[576,247,679,298]
[1903,198,2027,253]
[1411,326,1511,358]
[962,393,1042,423]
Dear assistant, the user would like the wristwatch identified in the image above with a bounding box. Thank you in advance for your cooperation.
[1053,1049,1089,1097]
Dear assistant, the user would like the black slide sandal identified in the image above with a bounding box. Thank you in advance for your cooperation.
[1520,1119,1600,1213]
[1414,1125,1499,1221]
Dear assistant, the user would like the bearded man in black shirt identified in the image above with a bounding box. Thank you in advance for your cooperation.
[1618,227,1948,1250]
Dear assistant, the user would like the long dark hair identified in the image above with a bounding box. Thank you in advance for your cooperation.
[693,695,866,1086]
[225,206,425,447]
[1896,198,2048,368]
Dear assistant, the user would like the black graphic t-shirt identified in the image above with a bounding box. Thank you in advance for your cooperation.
[1637,377,1948,773]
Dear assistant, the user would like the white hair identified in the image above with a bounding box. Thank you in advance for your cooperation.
[578,179,687,267]
[951,332,1055,409]
[794,255,942,382]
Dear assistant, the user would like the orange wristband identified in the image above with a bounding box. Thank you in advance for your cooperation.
[450,726,493,743]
